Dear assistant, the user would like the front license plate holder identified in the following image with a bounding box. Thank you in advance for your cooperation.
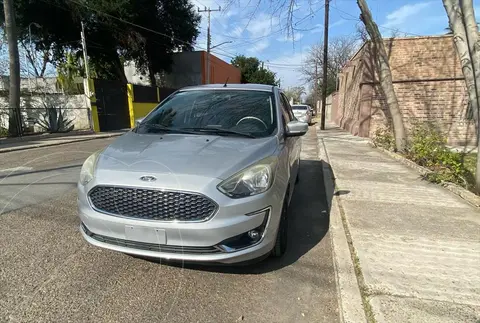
[125,225,166,244]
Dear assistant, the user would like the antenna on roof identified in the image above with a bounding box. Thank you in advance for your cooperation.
[223,77,229,87]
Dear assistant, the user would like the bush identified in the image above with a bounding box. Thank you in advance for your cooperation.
[404,123,474,189]
[372,126,395,151]
[35,100,74,133]
[0,126,7,137]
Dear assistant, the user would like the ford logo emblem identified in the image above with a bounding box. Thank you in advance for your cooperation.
[140,175,157,182]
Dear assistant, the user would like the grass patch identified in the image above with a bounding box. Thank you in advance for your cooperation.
[464,153,477,178]
[373,124,478,195]
[0,126,7,138]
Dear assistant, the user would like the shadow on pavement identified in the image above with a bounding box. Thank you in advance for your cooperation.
[141,159,334,274]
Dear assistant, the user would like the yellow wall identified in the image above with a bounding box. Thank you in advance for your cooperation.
[132,102,158,120]
[88,79,100,132]
[126,84,135,128]
[127,83,160,127]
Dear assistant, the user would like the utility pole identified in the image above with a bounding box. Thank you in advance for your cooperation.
[80,21,90,82]
[81,21,94,131]
[314,60,318,115]
[3,0,22,136]
[320,0,330,130]
[80,21,92,98]
[198,6,221,84]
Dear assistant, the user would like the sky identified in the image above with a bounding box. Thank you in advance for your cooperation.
[191,0,480,90]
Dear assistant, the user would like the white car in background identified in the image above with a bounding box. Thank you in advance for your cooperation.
[292,105,313,125]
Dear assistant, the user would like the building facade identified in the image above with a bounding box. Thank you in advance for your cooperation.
[125,51,241,88]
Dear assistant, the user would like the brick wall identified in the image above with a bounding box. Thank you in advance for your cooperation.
[201,52,241,85]
[331,35,477,146]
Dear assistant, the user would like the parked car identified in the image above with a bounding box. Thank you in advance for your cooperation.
[292,104,313,125]
[78,84,308,264]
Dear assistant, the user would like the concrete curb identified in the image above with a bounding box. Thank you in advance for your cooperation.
[318,134,367,323]
[370,143,480,208]
[0,133,124,153]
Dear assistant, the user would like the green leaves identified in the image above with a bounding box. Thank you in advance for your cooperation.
[373,122,476,192]
[231,55,278,85]
[9,0,200,83]
[35,100,75,133]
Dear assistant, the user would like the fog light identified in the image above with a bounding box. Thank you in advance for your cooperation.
[216,207,271,252]
[247,229,260,241]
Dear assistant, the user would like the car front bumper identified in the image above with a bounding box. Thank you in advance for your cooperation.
[78,179,284,264]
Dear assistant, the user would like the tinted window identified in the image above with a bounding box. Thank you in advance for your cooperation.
[279,93,291,124]
[138,90,277,138]
[292,105,308,110]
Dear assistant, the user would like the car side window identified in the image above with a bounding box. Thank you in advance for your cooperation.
[280,93,295,121]
[278,93,291,127]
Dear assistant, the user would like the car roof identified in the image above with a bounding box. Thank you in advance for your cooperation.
[181,83,276,92]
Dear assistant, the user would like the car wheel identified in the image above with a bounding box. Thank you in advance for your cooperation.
[271,198,288,257]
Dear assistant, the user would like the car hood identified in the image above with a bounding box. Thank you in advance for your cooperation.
[96,131,278,180]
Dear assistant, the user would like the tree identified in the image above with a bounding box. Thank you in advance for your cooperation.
[283,86,305,103]
[442,0,480,192]
[3,0,21,136]
[4,0,200,84]
[357,0,407,152]
[56,51,89,94]
[303,35,358,101]
[231,55,278,85]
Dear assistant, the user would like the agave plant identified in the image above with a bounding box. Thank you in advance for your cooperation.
[35,100,74,133]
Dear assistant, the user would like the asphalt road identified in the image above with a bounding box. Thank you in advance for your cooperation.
[0,128,339,323]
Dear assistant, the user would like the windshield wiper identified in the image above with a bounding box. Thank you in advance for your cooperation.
[140,124,198,134]
[182,127,256,138]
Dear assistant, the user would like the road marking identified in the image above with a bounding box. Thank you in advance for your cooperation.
[0,166,34,174]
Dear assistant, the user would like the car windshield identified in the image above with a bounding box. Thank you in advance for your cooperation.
[137,90,277,138]
[292,105,308,110]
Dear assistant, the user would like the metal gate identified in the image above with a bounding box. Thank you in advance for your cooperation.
[94,80,130,131]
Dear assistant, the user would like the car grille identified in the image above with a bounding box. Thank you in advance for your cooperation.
[81,223,222,254]
[88,186,217,221]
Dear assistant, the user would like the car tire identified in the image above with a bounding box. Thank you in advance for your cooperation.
[271,198,288,257]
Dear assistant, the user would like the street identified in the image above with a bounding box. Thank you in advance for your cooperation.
[0,127,339,323]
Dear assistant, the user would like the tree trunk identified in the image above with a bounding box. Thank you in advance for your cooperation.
[442,0,480,192]
[113,55,128,84]
[357,0,407,151]
[3,0,21,136]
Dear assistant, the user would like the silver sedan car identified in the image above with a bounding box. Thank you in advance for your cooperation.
[78,84,308,264]
[292,104,313,125]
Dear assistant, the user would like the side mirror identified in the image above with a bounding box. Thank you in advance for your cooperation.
[135,118,144,127]
[285,120,308,137]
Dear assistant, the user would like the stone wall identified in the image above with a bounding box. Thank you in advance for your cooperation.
[331,35,477,146]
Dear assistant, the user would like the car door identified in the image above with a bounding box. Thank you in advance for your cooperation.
[279,93,300,196]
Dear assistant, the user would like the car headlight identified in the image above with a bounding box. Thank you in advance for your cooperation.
[79,151,101,186]
[217,157,277,198]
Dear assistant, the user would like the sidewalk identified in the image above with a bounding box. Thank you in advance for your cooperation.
[0,130,126,153]
[317,124,480,323]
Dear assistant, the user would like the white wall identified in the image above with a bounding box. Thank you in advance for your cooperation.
[0,94,91,132]
[124,61,151,86]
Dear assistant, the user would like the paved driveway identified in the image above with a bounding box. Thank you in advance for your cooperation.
[0,128,338,323]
